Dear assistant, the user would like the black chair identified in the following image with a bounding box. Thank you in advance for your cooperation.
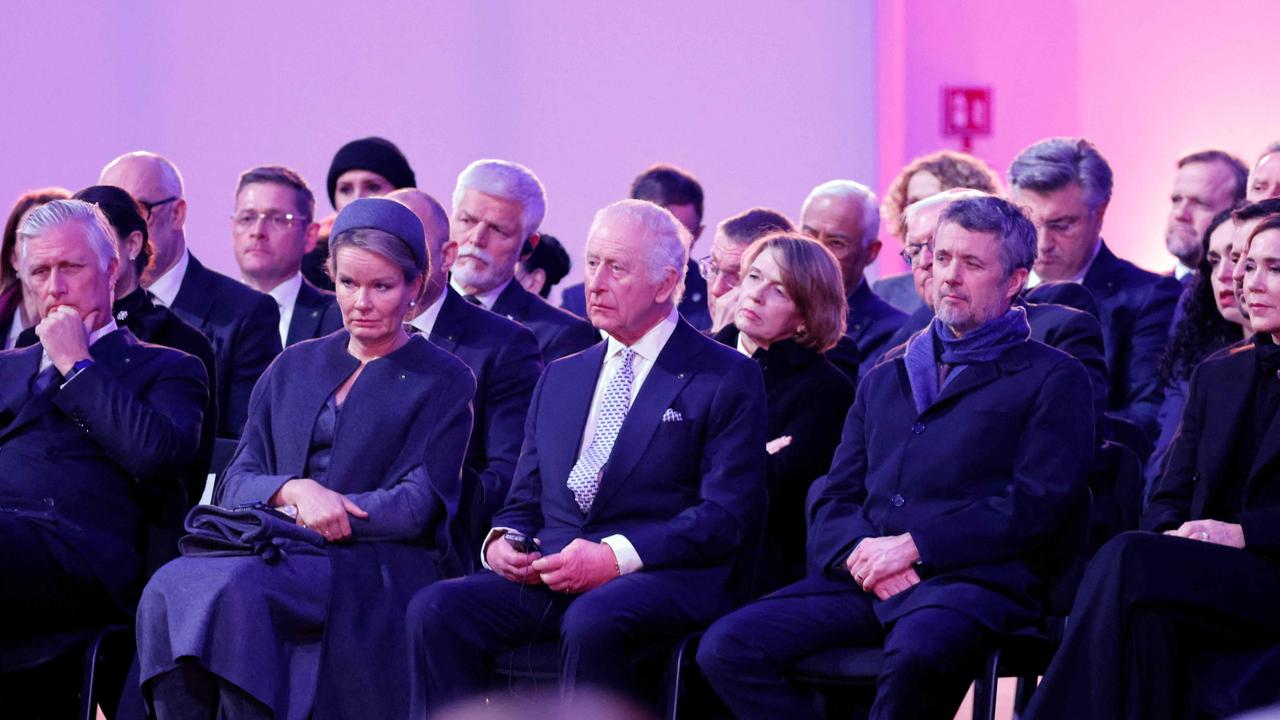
[1105,414,1154,467]
[788,490,1092,720]
[0,623,132,719]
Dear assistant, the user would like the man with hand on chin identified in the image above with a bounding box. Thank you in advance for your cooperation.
[0,200,206,711]
[407,199,767,714]
[697,195,1094,720]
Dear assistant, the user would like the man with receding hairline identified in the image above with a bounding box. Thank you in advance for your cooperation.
[390,188,542,552]
[100,151,280,459]
[406,198,767,711]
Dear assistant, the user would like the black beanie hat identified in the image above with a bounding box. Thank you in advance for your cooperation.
[326,137,417,209]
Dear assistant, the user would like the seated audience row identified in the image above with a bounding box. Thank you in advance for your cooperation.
[3,133,1280,719]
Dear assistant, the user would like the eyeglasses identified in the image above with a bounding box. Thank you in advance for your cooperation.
[231,210,308,232]
[698,255,742,287]
[139,196,180,221]
[899,242,930,267]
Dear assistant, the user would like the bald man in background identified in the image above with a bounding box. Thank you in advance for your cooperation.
[101,152,280,473]
[390,189,543,555]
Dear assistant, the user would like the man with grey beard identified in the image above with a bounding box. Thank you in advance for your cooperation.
[448,159,597,362]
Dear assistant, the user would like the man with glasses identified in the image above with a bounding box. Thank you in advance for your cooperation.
[100,151,281,464]
[700,206,794,333]
[1009,138,1181,437]
[231,165,342,348]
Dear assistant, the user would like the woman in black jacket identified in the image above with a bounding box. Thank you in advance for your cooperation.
[1027,213,1280,720]
[714,232,854,592]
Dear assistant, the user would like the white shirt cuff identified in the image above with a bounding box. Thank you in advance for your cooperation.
[479,527,516,571]
[601,534,643,575]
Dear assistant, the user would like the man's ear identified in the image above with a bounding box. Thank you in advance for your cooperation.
[1005,268,1030,303]
[172,198,188,228]
[864,238,882,264]
[654,265,680,304]
[303,222,320,254]
[441,239,459,273]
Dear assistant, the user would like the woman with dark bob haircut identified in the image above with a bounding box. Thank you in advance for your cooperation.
[136,198,475,720]
[714,232,854,590]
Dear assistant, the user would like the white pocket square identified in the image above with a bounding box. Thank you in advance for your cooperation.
[662,408,683,422]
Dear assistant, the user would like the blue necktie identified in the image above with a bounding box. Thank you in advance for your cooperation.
[31,364,61,396]
[566,348,635,513]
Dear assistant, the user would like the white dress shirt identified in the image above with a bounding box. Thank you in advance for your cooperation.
[449,276,511,310]
[482,308,681,576]
[147,248,190,307]
[4,305,25,350]
[255,272,303,347]
[408,290,447,336]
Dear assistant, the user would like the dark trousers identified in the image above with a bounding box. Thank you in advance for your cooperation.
[697,575,991,720]
[1025,531,1280,720]
[407,569,724,716]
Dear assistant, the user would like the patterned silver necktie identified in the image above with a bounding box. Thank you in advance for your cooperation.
[566,348,635,513]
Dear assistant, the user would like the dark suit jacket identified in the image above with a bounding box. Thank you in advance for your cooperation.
[1081,242,1182,436]
[490,279,599,363]
[168,254,282,440]
[1144,342,1280,552]
[871,272,926,315]
[287,278,344,347]
[0,329,207,611]
[19,288,219,505]
[560,259,713,332]
[496,318,768,595]
[427,288,543,547]
[828,280,907,380]
[807,339,1094,631]
[714,326,854,589]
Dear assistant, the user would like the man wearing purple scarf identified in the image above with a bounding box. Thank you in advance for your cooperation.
[698,195,1095,720]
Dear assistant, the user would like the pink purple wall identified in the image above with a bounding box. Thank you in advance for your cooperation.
[881,0,1280,275]
[1,1,877,296]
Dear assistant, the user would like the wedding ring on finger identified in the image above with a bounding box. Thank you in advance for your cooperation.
[1197,531,1209,541]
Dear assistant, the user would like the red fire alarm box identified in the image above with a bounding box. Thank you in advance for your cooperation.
[942,87,992,151]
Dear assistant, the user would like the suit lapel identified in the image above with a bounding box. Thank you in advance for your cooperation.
[287,281,322,346]
[0,346,46,437]
[587,323,697,516]
[924,350,1032,414]
[554,344,606,487]
[170,255,216,328]
[490,281,530,324]
[427,290,467,354]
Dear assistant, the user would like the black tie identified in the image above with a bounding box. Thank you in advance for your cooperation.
[464,294,483,307]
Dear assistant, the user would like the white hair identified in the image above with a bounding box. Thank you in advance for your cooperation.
[451,159,547,239]
[801,179,880,246]
[902,188,992,229]
[588,199,689,304]
[101,150,185,196]
[17,199,120,274]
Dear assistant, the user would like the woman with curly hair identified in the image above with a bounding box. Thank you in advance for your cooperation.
[1145,208,1251,495]
[873,151,1002,313]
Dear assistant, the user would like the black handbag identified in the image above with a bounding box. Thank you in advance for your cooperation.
[178,503,325,563]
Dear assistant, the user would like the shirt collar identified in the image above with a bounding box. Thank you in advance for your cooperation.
[1174,261,1195,280]
[1027,238,1103,288]
[409,288,448,335]
[448,275,512,310]
[604,307,679,364]
[147,248,189,307]
[260,272,303,315]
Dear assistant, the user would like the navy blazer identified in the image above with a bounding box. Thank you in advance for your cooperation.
[871,272,926,315]
[287,278,344,347]
[807,339,1094,631]
[490,279,599,363]
[495,318,768,591]
[169,254,283,439]
[1144,342,1280,553]
[1081,241,1182,436]
[828,281,907,380]
[0,329,207,610]
[560,259,713,332]
[427,288,543,544]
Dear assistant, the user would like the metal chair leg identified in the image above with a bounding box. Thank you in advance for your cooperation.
[971,648,1001,720]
